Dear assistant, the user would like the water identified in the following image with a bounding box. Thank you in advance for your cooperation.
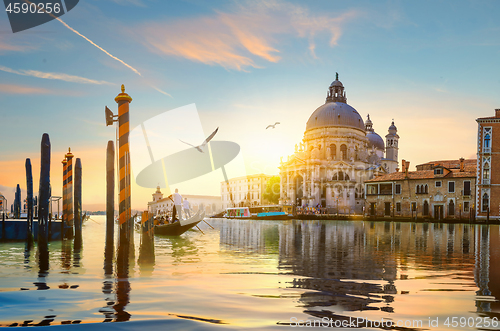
[0,217,499,330]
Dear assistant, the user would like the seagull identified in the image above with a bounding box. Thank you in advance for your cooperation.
[180,127,219,153]
[266,122,280,129]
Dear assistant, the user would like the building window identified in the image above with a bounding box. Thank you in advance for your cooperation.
[485,133,491,149]
[340,144,347,160]
[464,201,469,212]
[448,182,455,193]
[424,184,428,194]
[395,184,401,194]
[330,144,337,160]
[463,181,471,196]
[483,167,490,180]
[434,168,443,175]
[411,202,417,212]
[396,202,401,212]
[423,200,429,216]
[482,193,489,212]
[448,200,455,216]
[435,181,442,187]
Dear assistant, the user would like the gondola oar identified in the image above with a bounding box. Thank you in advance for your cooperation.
[203,220,214,229]
[195,225,204,235]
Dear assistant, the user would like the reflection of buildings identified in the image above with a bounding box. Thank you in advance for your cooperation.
[218,219,483,315]
[365,158,476,219]
[278,75,397,213]
[220,174,271,208]
[148,186,222,216]
[476,109,500,220]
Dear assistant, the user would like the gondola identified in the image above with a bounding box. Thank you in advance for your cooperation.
[154,210,205,236]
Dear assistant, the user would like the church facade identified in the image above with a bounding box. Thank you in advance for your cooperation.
[278,74,399,214]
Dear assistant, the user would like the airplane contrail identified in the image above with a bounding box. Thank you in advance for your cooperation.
[23,0,141,77]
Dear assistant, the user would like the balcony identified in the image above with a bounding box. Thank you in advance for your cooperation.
[483,179,490,185]
[483,147,491,154]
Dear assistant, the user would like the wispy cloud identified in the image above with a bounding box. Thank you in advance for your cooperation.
[0,84,53,94]
[0,65,113,85]
[0,36,35,53]
[139,0,359,71]
[109,0,147,6]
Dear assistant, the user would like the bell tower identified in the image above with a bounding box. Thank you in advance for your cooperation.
[384,120,399,173]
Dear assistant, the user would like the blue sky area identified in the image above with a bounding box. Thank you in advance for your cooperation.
[0,0,499,209]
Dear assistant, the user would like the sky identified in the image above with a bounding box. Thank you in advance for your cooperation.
[0,0,499,211]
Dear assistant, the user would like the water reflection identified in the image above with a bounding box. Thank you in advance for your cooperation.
[219,220,500,322]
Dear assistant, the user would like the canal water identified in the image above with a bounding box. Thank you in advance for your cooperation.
[0,217,499,330]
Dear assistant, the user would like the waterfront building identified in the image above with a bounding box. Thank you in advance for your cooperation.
[364,158,476,220]
[279,74,398,214]
[148,186,222,216]
[476,109,500,220]
[220,174,272,209]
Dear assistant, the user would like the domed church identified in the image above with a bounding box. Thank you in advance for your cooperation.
[278,74,399,214]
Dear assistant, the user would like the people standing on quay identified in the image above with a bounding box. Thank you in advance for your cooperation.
[183,198,191,218]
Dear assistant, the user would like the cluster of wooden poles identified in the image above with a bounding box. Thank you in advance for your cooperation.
[7,134,84,250]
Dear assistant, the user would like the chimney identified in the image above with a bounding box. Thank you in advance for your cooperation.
[496,109,500,118]
[459,157,465,172]
[405,161,410,176]
[395,167,399,172]
[401,159,406,173]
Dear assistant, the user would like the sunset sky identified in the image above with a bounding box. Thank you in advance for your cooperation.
[0,0,499,210]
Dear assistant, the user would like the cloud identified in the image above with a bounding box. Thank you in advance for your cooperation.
[109,0,147,6]
[0,36,35,53]
[0,84,54,95]
[0,65,113,85]
[139,0,359,71]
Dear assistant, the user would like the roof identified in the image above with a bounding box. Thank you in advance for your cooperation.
[415,159,476,171]
[365,167,476,183]
[306,102,365,131]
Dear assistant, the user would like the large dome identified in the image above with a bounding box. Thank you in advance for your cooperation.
[367,131,384,150]
[306,102,365,131]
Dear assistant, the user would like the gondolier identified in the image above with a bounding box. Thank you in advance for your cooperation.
[169,188,183,221]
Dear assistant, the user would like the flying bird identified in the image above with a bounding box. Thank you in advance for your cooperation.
[266,122,280,129]
[180,127,219,153]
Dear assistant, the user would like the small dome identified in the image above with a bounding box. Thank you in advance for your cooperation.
[389,121,397,132]
[330,80,343,88]
[367,131,385,150]
[306,102,365,131]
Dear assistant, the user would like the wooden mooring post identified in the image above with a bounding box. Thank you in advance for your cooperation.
[106,140,115,259]
[25,159,34,246]
[74,158,83,248]
[38,133,51,252]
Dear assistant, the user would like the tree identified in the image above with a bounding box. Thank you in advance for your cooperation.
[263,176,280,204]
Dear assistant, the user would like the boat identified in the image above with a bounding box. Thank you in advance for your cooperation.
[222,205,294,220]
[154,210,205,236]
[224,207,251,219]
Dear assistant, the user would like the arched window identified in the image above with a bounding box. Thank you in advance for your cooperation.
[485,134,491,148]
[425,184,428,194]
[482,193,489,212]
[355,146,359,161]
[416,185,420,194]
[330,144,337,160]
[340,144,347,160]
[423,200,429,216]
[448,200,454,216]
[339,171,344,181]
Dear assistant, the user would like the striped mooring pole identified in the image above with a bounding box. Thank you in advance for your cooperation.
[115,85,132,252]
[65,148,74,239]
[62,158,68,239]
